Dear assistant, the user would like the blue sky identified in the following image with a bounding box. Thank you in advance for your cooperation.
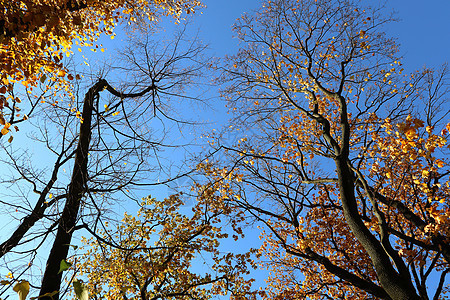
[386,0,450,69]
[192,2,449,115]
[193,0,450,68]
[153,0,450,194]
[0,0,449,298]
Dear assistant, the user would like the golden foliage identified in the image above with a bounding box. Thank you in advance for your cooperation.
[202,0,450,298]
[0,0,202,136]
[77,193,259,299]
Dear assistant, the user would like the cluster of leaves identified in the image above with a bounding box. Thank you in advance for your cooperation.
[254,114,450,299]
[0,0,203,138]
[77,192,259,300]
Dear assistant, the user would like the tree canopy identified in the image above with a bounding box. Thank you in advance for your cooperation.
[78,193,257,300]
[1,0,449,299]
[201,0,450,299]
[0,0,202,138]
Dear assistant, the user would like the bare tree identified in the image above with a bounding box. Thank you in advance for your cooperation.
[0,27,210,299]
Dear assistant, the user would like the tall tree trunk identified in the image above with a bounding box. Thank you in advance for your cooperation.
[39,79,107,300]
[335,157,421,300]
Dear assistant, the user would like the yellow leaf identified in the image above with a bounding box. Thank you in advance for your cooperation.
[13,281,29,300]
[73,279,89,300]
[436,160,444,168]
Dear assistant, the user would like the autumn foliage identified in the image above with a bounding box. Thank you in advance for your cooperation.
[1,0,449,299]
[78,193,258,300]
[201,0,450,299]
[0,1,209,299]
[0,0,202,137]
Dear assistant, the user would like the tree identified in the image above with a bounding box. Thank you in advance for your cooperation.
[77,193,258,300]
[202,0,450,299]
[0,0,202,138]
[0,25,210,299]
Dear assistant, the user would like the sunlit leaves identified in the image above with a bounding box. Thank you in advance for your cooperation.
[58,259,72,274]
[72,279,89,300]
[13,280,30,300]
[206,0,450,298]
[77,193,257,299]
[0,0,203,137]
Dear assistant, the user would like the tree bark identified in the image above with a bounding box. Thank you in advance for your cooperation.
[39,79,107,300]
[335,156,423,300]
